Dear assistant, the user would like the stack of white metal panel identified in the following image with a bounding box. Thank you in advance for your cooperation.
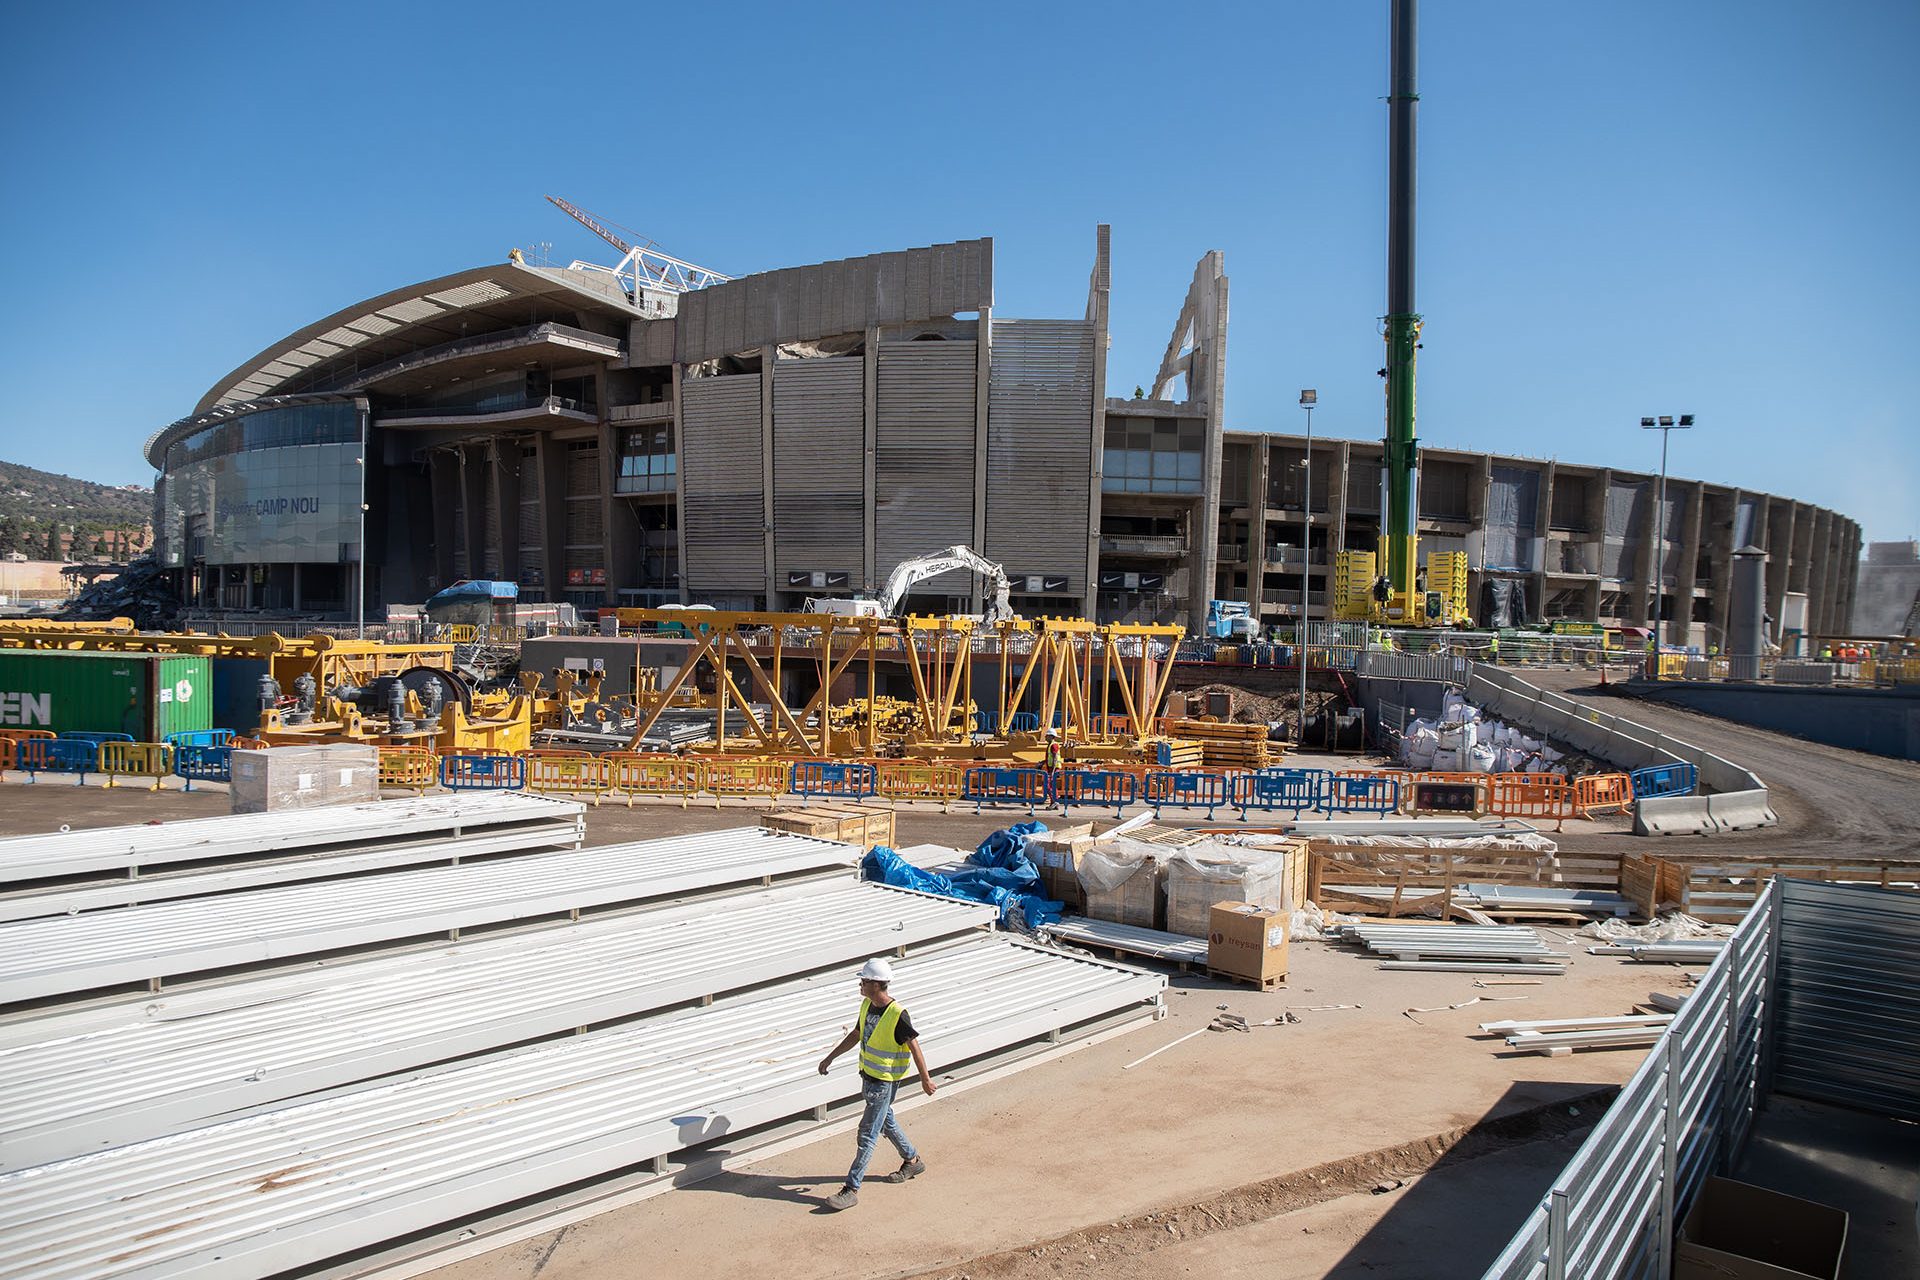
[1333,922,1569,974]
[0,792,587,921]
[0,820,1168,1279]
[1480,1013,1672,1056]
[0,827,861,1003]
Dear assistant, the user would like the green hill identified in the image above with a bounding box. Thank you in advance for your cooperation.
[0,460,153,559]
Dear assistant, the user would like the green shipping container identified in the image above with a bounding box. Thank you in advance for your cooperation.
[0,651,213,741]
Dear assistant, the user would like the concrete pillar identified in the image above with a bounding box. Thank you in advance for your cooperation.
[972,307,992,614]
[1086,226,1112,623]
[1674,480,1705,646]
[1764,499,1792,643]
[671,363,689,603]
[537,434,568,606]
[862,326,879,596]
[494,438,523,585]
[460,446,487,582]
[1248,437,1269,619]
[1627,474,1657,627]
[598,420,635,609]
[761,345,777,609]
[428,450,459,589]
[1530,461,1554,626]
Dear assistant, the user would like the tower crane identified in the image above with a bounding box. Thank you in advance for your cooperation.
[539,195,732,295]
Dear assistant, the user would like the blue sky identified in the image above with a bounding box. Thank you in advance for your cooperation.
[0,1,1912,543]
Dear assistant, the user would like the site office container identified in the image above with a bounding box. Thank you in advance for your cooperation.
[0,651,213,741]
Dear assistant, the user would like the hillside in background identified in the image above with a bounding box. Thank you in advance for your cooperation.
[0,460,154,560]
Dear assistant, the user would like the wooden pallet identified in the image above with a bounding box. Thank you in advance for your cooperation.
[1207,966,1286,991]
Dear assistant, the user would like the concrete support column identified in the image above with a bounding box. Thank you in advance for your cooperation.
[536,435,568,606]
[1707,489,1738,650]
[1630,474,1659,628]
[459,446,487,582]
[292,563,302,613]
[1809,508,1836,634]
[427,450,458,589]
[598,420,635,609]
[1248,438,1270,618]
[1763,499,1791,643]
[494,438,523,585]
[671,363,689,603]
[1674,480,1705,646]
[862,326,879,595]
[761,345,777,609]
[1533,461,1555,625]
[971,307,992,614]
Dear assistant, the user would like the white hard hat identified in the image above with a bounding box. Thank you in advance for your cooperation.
[858,957,894,983]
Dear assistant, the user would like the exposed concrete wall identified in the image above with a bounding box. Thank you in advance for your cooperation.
[1628,681,1920,762]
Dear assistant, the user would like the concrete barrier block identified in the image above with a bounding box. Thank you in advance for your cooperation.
[1633,794,1721,836]
[1705,788,1778,832]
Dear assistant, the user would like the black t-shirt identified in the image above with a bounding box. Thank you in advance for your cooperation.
[860,1001,916,1078]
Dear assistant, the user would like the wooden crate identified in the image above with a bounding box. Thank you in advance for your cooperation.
[1030,831,1093,913]
[759,803,895,850]
[1085,861,1164,930]
[1164,841,1308,939]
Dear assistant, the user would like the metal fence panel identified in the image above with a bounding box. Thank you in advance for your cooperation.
[1771,878,1920,1121]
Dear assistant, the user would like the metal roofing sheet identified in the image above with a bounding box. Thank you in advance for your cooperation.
[0,828,858,1005]
[0,822,584,923]
[0,881,993,1171]
[0,792,584,883]
[0,937,1163,1280]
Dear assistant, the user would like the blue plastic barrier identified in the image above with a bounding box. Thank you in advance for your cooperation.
[972,709,998,735]
[1055,769,1138,818]
[1144,770,1234,820]
[1630,762,1698,801]
[790,760,878,800]
[1007,712,1041,735]
[1322,773,1401,815]
[173,744,233,790]
[20,738,103,784]
[439,753,528,791]
[1236,768,1329,817]
[167,729,235,749]
[962,766,1052,814]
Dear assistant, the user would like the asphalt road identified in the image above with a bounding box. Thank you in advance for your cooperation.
[1527,669,1920,858]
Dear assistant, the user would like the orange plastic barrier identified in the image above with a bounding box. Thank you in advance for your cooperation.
[873,760,963,811]
[694,757,789,807]
[377,746,438,794]
[230,736,270,751]
[524,750,611,805]
[1573,772,1634,817]
[604,753,691,807]
[1486,772,1573,830]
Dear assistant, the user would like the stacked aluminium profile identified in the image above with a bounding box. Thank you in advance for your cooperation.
[1334,922,1568,974]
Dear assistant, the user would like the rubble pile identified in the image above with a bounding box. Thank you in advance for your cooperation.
[56,553,182,629]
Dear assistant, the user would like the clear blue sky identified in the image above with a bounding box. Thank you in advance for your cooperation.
[1,1,1912,544]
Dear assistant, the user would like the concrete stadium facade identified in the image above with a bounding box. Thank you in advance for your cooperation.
[146,228,1856,646]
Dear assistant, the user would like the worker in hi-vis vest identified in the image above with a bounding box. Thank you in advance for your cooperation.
[817,957,934,1211]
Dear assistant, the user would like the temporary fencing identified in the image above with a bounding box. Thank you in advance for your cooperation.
[1144,770,1235,820]
[1007,712,1041,735]
[1324,772,1403,816]
[790,760,879,801]
[99,741,175,790]
[1573,772,1633,817]
[873,761,962,811]
[694,757,788,807]
[19,738,104,784]
[1405,776,1485,817]
[524,751,612,805]
[171,744,233,790]
[376,747,438,794]
[1629,762,1698,801]
[1237,768,1327,817]
[1055,768,1138,818]
[1485,773,1573,830]
[605,753,691,807]
[438,753,527,792]
[963,766,1052,814]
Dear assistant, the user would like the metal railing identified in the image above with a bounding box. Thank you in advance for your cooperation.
[1643,650,1920,690]
[1482,878,1777,1280]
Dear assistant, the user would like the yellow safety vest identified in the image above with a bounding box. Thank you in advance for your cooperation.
[857,997,911,1081]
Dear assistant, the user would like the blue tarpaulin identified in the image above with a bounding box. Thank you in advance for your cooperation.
[861,820,1063,929]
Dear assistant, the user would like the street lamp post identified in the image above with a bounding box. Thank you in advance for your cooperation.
[1298,390,1316,744]
[1639,414,1694,653]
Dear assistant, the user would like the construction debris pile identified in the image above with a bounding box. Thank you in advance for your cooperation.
[0,796,1166,1279]
[54,553,181,629]
[1396,687,1577,774]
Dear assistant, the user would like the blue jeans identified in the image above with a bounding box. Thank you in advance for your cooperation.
[846,1074,917,1190]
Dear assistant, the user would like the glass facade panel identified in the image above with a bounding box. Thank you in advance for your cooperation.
[615,424,677,494]
[164,401,361,469]
[1100,415,1205,495]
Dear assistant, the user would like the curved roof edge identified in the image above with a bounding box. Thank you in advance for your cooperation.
[192,262,644,417]
[146,393,369,471]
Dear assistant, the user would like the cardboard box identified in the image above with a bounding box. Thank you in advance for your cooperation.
[759,803,895,851]
[1030,833,1093,913]
[1675,1176,1847,1280]
[229,744,379,815]
[1207,902,1289,985]
[1165,843,1307,939]
[1084,860,1163,930]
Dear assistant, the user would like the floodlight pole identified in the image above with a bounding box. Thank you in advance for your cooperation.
[1640,414,1694,651]
[1299,390,1317,744]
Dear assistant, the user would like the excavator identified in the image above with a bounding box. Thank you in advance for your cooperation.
[804,545,1017,623]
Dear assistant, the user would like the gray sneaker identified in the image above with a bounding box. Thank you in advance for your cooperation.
[883,1157,926,1184]
[825,1186,858,1211]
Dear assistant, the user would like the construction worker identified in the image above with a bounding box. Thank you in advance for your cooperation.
[1042,728,1064,775]
[1487,634,1499,664]
[818,957,934,1211]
